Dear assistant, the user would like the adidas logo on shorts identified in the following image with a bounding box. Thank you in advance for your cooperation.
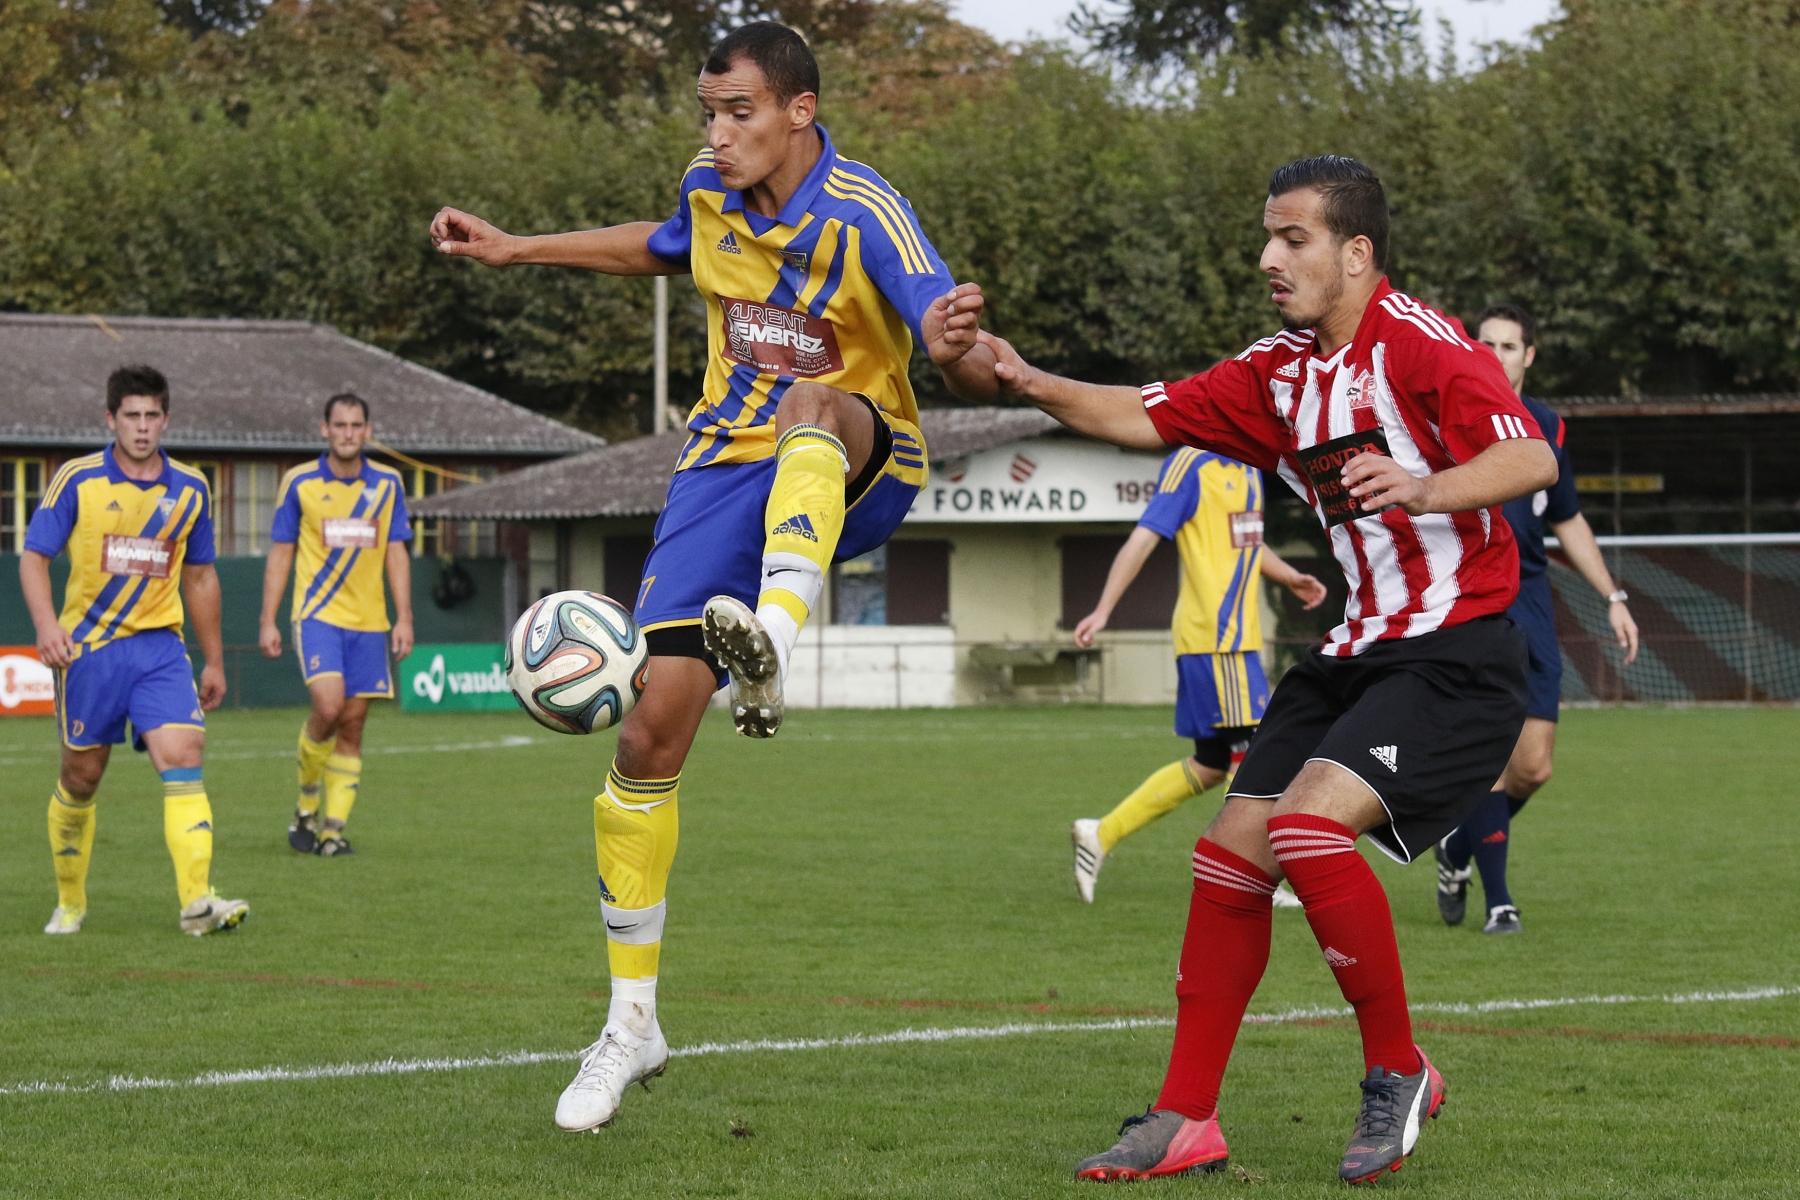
[1369,744,1398,773]
[717,231,743,254]
[771,513,819,542]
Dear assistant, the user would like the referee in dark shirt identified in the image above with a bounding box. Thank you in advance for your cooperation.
[1435,304,1640,934]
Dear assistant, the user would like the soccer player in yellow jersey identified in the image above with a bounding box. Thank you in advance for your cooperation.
[1069,448,1326,903]
[429,21,996,1132]
[20,366,248,937]
[258,393,414,857]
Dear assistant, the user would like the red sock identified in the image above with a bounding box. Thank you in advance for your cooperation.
[1154,839,1276,1119]
[1268,814,1419,1076]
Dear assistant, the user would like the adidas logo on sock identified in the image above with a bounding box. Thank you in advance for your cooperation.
[716,231,742,254]
[1323,947,1358,968]
[771,513,818,542]
[1369,745,1398,773]
[1276,359,1302,379]
[1481,830,1508,844]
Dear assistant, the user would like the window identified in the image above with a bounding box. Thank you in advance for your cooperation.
[833,546,887,625]
[604,535,652,610]
[230,461,279,556]
[1060,535,1179,630]
[887,540,951,625]
[407,465,442,557]
[1,458,45,553]
[405,463,496,558]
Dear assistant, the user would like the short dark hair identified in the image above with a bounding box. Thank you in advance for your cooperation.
[703,21,820,106]
[1267,156,1390,271]
[1477,303,1537,347]
[324,392,370,422]
[106,365,169,414]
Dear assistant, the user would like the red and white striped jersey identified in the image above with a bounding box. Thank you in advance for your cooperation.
[1141,280,1544,657]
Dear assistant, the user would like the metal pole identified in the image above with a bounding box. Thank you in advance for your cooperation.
[653,275,669,433]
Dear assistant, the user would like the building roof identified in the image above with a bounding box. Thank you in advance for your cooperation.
[1554,393,1800,418]
[0,313,602,456]
[412,406,1066,521]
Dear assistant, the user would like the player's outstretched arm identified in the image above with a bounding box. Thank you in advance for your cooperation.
[1550,511,1639,664]
[430,209,684,277]
[20,551,75,669]
[1259,548,1328,611]
[182,563,227,710]
[1341,438,1556,518]
[258,542,296,659]
[978,331,1165,451]
[1073,526,1162,648]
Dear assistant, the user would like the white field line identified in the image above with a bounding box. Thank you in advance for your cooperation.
[0,727,1180,767]
[0,735,543,768]
[4,985,1796,1099]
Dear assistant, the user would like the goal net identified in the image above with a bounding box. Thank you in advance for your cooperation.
[1550,533,1800,703]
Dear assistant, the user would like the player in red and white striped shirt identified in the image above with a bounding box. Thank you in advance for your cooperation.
[980,156,1557,1185]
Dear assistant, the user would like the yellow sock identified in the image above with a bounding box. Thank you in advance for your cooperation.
[322,753,361,835]
[1096,760,1207,853]
[48,783,97,913]
[161,770,213,909]
[756,424,848,639]
[594,762,679,982]
[297,728,333,815]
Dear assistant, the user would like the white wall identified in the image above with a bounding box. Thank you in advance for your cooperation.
[781,625,957,709]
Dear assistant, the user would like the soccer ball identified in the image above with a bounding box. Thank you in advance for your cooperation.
[505,591,648,735]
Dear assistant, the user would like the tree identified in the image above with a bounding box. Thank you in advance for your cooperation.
[158,0,269,37]
[1070,0,1400,67]
[0,0,184,149]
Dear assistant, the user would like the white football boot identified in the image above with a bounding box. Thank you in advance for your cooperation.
[1272,884,1304,910]
[180,892,248,936]
[555,1015,670,1133]
[702,595,785,739]
[44,906,85,935]
[1071,818,1105,904]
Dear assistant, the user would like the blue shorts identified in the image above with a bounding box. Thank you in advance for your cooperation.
[1508,576,1562,722]
[295,617,394,699]
[57,629,203,752]
[636,413,926,637]
[1175,651,1271,740]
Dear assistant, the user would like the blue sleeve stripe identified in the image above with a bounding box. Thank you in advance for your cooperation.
[835,159,928,242]
[823,172,929,275]
[41,454,103,508]
[851,174,933,274]
[1160,448,1199,493]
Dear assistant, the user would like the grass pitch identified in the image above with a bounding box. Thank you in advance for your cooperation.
[0,704,1796,1198]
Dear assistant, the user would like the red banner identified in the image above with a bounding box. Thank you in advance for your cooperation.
[0,647,55,716]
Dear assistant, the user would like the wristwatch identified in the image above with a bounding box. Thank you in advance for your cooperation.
[1606,589,1629,604]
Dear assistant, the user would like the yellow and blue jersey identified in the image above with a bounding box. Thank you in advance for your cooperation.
[646,125,954,471]
[24,446,216,658]
[1138,448,1266,656]
[270,455,411,632]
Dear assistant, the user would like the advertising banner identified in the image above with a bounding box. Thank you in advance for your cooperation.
[0,647,56,716]
[905,439,1169,524]
[399,643,517,714]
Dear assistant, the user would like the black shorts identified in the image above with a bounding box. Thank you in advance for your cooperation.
[1226,616,1529,864]
[1193,727,1256,772]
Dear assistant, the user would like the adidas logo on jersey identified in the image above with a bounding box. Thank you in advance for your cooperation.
[717,231,743,254]
[106,500,123,511]
[1369,745,1399,773]
[771,513,819,542]
[1323,947,1358,968]
[1275,359,1301,379]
